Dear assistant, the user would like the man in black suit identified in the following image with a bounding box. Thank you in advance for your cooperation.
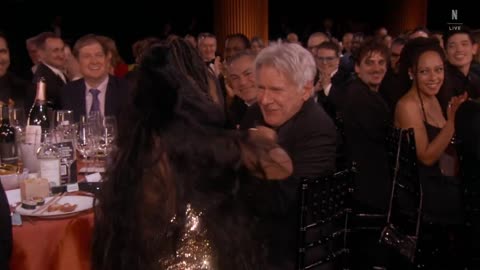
[455,99,480,268]
[438,28,480,113]
[225,51,257,128]
[61,34,129,122]
[240,42,336,270]
[30,32,67,110]
[342,39,391,269]
[314,41,352,119]
[0,32,31,112]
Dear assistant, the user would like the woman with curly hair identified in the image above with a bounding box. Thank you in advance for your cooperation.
[91,39,292,270]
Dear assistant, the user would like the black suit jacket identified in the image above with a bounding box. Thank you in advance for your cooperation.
[60,76,130,122]
[343,79,392,212]
[438,63,480,114]
[31,63,66,110]
[240,98,337,268]
[226,96,248,128]
[0,182,12,270]
[0,72,33,113]
[317,68,353,119]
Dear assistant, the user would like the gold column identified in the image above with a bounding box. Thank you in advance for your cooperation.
[388,0,428,36]
[214,0,268,54]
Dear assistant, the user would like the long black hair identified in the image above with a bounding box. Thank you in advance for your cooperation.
[92,40,264,270]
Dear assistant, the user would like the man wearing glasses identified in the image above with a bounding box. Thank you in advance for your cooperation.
[315,41,352,119]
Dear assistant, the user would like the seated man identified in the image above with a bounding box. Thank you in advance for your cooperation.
[61,34,130,122]
[240,42,336,269]
[31,32,66,110]
[226,51,258,128]
[314,41,352,120]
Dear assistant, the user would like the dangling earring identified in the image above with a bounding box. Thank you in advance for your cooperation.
[409,73,413,80]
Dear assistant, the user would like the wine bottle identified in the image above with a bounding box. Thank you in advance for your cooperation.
[26,77,50,145]
[0,104,18,166]
[37,132,61,187]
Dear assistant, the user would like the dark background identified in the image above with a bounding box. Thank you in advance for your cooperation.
[0,0,475,75]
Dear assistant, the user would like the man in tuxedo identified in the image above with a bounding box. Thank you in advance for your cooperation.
[240,42,336,269]
[314,41,352,119]
[439,27,480,113]
[342,39,391,269]
[225,51,257,128]
[0,33,30,112]
[197,33,218,73]
[31,32,66,110]
[61,34,129,122]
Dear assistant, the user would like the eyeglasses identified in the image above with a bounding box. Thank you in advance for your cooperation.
[316,56,337,63]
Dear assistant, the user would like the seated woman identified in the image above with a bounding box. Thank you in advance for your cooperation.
[394,37,467,267]
[91,40,292,270]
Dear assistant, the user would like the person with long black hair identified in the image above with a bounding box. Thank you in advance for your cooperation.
[91,39,292,270]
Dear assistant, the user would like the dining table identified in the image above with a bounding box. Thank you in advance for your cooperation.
[6,189,95,270]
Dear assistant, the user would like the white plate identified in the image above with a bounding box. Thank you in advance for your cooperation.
[5,189,21,206]
[15,195,94,219]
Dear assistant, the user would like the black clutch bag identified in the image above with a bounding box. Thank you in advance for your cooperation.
[379,129,422,263]
[380,223,417,262]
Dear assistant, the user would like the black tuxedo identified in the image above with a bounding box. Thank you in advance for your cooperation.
[226,96,248,128]
[60,76,130,122]
[343,79,392,212]
[30,63,66,110]
[0,182,12,270]
[240,98,337,269]
[316,68,353,120]
[438,63,480,114]
[0,72,32,113]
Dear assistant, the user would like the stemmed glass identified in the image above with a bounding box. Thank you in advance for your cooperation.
[76,121,98,160]
[99,116,117,157]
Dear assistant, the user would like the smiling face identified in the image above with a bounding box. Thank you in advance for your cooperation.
[198,37,216,61]
[41,37,65,69]
[355,51,387,91]
[228,55,257,104]
[446,33,477,73]
[77,42,110,85]
[256,65,311,127]
[414,50,444,97]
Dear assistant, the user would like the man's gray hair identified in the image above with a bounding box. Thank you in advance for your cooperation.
[255,42,316,89]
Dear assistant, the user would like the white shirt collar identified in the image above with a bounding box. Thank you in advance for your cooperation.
[42,62,66,83]
[85,76,109,94]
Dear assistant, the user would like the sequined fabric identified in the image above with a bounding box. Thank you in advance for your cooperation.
[160,204,215,270]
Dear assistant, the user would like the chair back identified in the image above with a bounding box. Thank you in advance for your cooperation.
[296,165,356,270]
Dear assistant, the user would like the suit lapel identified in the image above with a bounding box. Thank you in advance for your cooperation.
[105,76,115,117]
[78,80,87,118]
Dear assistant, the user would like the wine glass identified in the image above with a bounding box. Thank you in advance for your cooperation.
[55,110,74,127]
[76,122,98,160]
[99,116,117,157]
[9,107,25,139]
